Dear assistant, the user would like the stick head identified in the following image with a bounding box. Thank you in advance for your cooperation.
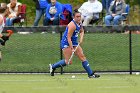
[6,30,13,36]
[7,30,13,34]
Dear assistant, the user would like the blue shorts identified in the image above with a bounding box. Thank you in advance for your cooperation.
[61,40,78,50]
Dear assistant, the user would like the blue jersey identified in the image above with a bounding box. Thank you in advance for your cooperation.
[61,20,82,49]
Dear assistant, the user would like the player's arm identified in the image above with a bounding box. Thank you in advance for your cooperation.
[67,22,76,50]
[79,26,84,44]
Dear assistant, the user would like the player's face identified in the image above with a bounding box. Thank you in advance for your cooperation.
[74,13,81,24]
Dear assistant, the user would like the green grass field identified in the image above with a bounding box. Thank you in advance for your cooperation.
[0,33,140,72]
[0,74,140,93]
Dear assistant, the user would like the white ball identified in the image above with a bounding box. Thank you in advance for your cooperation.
[136,72,139,75]
[72,75,75,78]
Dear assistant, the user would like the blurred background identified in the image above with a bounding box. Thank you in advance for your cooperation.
[0,0,140,26]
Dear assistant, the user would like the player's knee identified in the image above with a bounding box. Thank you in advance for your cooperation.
[79,54,86,61]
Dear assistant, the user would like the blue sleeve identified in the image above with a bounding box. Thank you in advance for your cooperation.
[46,4,51,19]
[54,2,62,18]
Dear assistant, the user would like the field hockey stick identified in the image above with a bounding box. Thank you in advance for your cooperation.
[67,43,80,65]
[7,30,13,37]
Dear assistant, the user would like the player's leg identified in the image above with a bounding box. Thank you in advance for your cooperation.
[0,31,9,46]
[1,35,9,41]
[75,46,93,76]
[0,5,13,46]
[0,30,13,46]
[75,46,100,78]
[49,47,72,76]
[51,47,72,70]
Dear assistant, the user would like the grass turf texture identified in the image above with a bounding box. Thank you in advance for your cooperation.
[0,33,140,72]
[0,74,140,93]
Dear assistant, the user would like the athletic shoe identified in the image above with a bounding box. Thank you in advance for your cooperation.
[49,64,53,74]
[0,39,5,46]
[1,41,6,46]
[51,69,56,76]
[0,39,4,43]
[1,35,9,41]
[89,73,100,78]
[49,64,55,76]
[1,35,9,46]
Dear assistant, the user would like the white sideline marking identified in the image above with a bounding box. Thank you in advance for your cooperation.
[0,78,129,82]
[97,86,131,89]
[0,78,112,82]
[33,86,67,90]
[0,80,49,82]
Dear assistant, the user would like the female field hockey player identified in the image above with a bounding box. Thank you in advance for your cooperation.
[0,4,13,61]
[0,4,13,46]
[49,9,100,78]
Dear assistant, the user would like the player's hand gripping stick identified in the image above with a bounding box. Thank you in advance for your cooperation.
[67,43,80,65]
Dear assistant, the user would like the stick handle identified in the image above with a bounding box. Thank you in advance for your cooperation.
[68,51,74,65]
[67,43,80,65]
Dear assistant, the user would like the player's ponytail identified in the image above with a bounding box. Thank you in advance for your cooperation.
[73,9,80,17]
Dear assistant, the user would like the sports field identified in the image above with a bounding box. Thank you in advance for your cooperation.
[0,74,140,93]
[0,32,140,93]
